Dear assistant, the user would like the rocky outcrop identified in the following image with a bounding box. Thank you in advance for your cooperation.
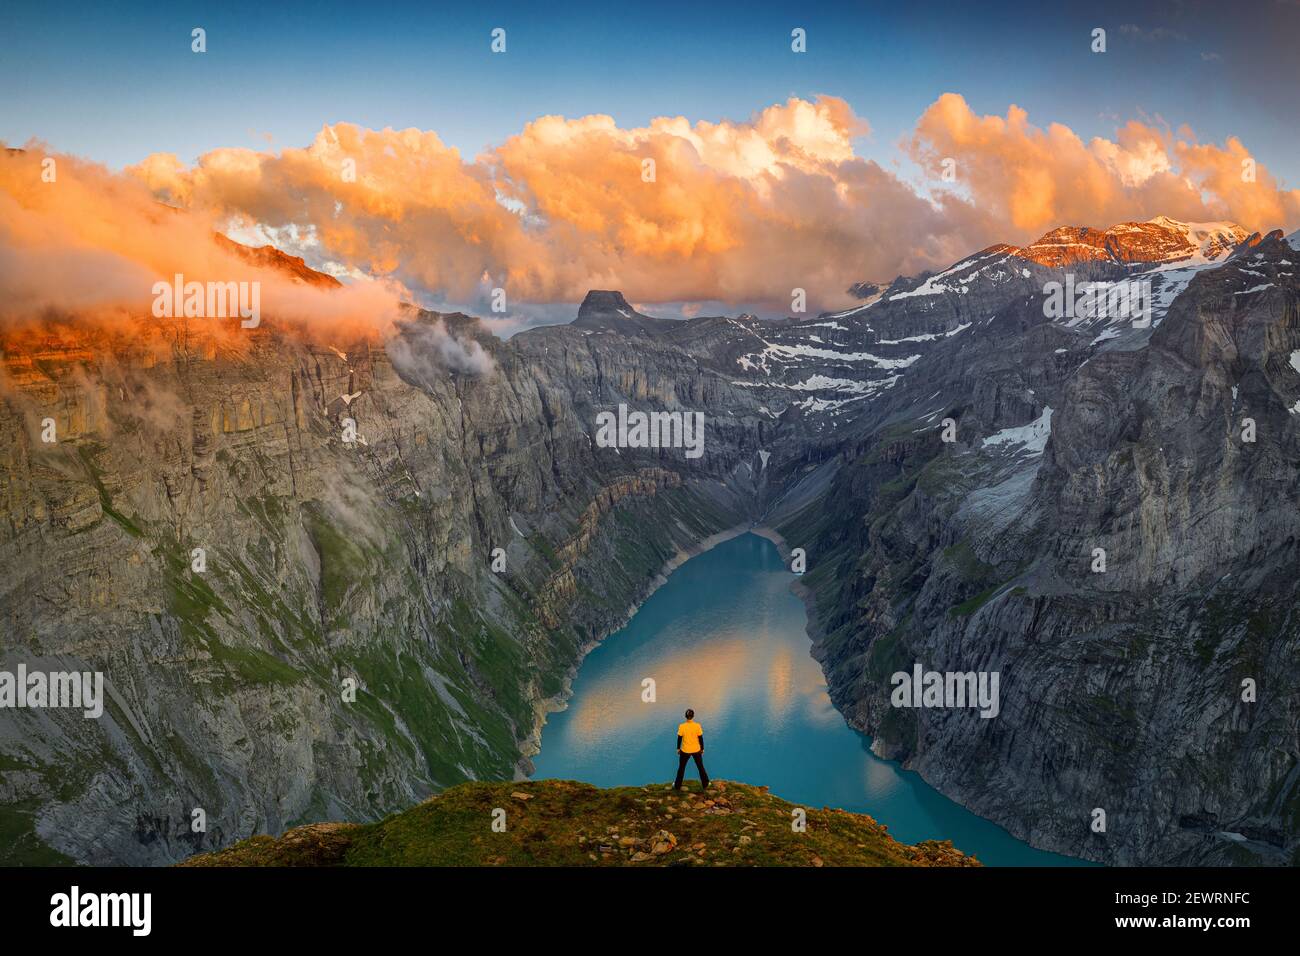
[1014,218,1248,269]
[179,779,980,867]
[572,290,674,336]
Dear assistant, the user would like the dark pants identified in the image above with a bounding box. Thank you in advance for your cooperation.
[674,751,709,790]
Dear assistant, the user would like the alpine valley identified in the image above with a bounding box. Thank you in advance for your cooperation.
[2,215,1298,867]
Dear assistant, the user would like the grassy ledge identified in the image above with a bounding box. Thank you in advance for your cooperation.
[180,779,980,868]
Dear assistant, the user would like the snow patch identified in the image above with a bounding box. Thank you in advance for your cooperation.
[787,374,877,393]
[825,292,884,318]
[793,395,868,413]
[877,322,971,344]
[761,342,920,368]
[983,407,1053,455]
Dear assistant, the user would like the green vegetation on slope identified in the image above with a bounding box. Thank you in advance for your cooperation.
[180,779,979,868]
[0,798,77,866]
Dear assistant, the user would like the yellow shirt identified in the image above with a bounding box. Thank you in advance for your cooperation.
[678,721,703,753]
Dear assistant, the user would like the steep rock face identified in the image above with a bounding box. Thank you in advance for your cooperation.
[0,304,765,864]
[775,233,1300,865]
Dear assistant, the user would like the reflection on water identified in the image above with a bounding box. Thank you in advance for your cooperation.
[531,532,1093,866]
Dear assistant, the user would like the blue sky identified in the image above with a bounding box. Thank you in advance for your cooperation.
[2,0,1296,185]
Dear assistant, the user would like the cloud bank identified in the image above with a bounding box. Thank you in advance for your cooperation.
[4,93,1298,324]
[908,94,1300,240]
[0,147,406,338]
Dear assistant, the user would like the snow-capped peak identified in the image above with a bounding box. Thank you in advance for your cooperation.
[1144,216,1248,261]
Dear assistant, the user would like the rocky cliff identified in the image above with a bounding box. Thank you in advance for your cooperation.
[765,225,1300,866]
[0,298,765,864]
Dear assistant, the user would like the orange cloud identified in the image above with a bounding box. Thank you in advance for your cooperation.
[909,93,1300,240]
[5,94,1298,327]
[127,98,966,312]
[1174,136,1300,234]
[130,125,536,303]
[0,146,405,340]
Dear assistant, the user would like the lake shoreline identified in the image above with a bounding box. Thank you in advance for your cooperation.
[516,522,757,779]
[522,529,1094,866]
[519,523,827,781]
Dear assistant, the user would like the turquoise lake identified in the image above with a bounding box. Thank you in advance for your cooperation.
[531,531,1092,866]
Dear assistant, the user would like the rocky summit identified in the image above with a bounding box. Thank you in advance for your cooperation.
[1,217,1297,867]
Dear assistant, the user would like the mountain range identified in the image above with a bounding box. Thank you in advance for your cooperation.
[1,215,1297,866]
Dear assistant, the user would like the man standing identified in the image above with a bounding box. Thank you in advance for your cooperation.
[674,708,710,791]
